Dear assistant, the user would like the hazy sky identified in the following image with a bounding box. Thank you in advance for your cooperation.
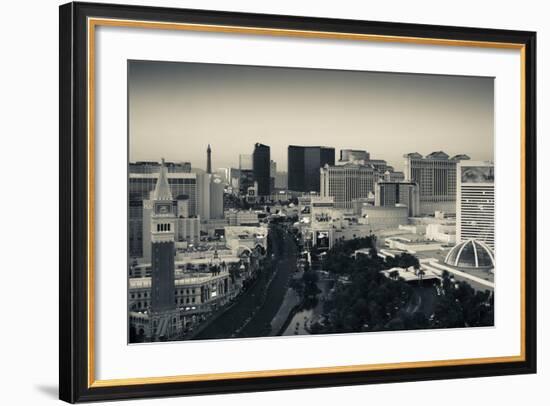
[128,60,494,172]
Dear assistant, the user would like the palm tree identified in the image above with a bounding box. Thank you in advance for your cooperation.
[417,269,425,286]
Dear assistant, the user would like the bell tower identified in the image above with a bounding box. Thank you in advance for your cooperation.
[150,158,177,339]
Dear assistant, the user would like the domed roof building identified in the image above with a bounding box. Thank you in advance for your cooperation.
[444,239,495,271]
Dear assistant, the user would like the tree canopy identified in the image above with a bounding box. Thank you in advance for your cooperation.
[309,238,494,335]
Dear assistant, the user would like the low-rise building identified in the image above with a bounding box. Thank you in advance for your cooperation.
[129,269,235,341]
[129,270,233,313]
[224,226,268,254]
[426,223,456,244]
[176,217,201,244]
[351,197,374,216]
[201,218,230,237]
[225,209,260,226]
[375,181,420,217]
[360,206,409,229]
[384,234,444,253]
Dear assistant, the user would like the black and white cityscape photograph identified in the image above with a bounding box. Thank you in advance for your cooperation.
[127,60,495,344]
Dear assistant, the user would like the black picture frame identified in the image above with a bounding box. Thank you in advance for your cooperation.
[59,1,537,403]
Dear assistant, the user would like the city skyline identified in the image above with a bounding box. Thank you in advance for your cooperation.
[128,60,494,172]
[128,59,495,344]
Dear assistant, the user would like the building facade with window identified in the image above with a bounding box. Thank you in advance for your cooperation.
[375,181,420,217]
[403,151,470,214]
[129,165,199,258]
[252,143,271,196]
[129,160,191,174]
[339,149,370,163]
[239,154,253,170]
[288,145,335,193]
[456,161,495,249]
[320,163,375,210]
[129,161,238,342]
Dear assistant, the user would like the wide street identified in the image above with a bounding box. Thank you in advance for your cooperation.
[194,223,297,340]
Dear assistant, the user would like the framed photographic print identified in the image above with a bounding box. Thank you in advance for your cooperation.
[59,1,537,403]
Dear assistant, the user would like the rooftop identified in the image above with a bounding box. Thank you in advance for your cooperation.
[129,272,230,289]
[151,158,173,201]
[444,239,495,270]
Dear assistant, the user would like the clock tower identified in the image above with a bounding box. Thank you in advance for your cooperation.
[150,158,178,339]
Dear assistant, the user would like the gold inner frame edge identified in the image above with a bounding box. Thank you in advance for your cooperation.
[86,17,527,388]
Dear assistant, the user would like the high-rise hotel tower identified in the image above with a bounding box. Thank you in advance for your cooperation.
[288,145,335,193]
[320,163,375,210]
[252,143,271,196]
[456,161,495,249]
[403,151,470,214]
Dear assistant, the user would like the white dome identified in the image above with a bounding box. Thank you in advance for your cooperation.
[444,239,495,269]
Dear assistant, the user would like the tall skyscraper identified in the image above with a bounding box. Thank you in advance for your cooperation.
[288,145,335,193]
[238,169,254,195]
[252,143,271,196]
[239,154,253,170]
[456,161,495,249]
[149,159,177,340]
[197,172,224,221]
[375,181,420,217]
[206,144,212,174]
[403,151,470,214]
[275,171,288,190]
[320,163,375,209]
[216,167,230,184]
[210,177,225,219]
[270,160,277,192]
[197,172,211,220]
